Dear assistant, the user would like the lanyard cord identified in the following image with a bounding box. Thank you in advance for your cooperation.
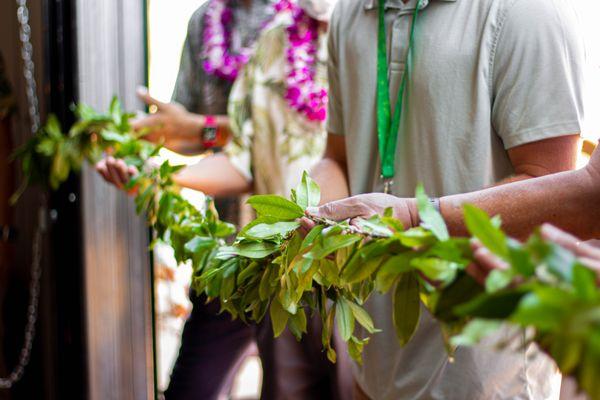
[376,0,421,190]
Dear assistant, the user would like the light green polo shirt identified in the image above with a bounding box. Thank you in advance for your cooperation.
[326,0,585,398]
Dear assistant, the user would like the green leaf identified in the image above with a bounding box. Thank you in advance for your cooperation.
[392,272,421,346]
[485,269,514,292]
[353,216,393,237]
[463,204,508,259]
[288,308,308,340]
[305,234,362,260]
[507,240,536,277]
[433,274,483,322]
[45,114,63,139]
[347,302,379,334]
[511,288,572,331]
[301,225,325,249]
[411,258,459,286]
[415,184,449,241]
[342,254,386,285]
[222,242,280,259]
[247,195,305,220]
[549,334,583,374]
[294,171,320,209]
[454,289,527,319]
[244,221,300,240]
[239,216,280,236]
[259,267,276,301]
[342,240,392,282]
[347,336,369,364]
[269,299,290,338]
[394,227,437,248]
[315,259,339,287]
[572,263,599,301]
[336,298,355,341]
[376,253,419,293]
[50,151,70,189]
[184,237,216,254]
[450,319,502,347]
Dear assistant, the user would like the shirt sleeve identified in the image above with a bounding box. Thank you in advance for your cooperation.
[325,3,344,135]
[171,7,206,112]
[224,51,255,182]
[491,0,585,149]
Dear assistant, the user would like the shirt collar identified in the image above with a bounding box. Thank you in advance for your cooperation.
[364,0,456,11]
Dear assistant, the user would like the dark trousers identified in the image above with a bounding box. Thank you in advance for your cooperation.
[164,294,352,400]
[164,296,252,400]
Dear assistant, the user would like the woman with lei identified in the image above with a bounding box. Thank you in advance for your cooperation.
[98,0,351,398]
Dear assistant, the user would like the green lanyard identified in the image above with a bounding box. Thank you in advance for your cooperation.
[377,0,421,193]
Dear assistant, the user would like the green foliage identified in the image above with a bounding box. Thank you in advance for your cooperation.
[15,99,600,400]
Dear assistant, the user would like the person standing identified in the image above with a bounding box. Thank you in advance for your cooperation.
[124,1,274,398]
[97,0,353,398]
[306,0,585,398]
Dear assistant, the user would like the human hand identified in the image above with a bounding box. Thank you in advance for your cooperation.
[300,193,418,232]
[467,224,600,285]
[95,156,139,193]
[133,87,204,152]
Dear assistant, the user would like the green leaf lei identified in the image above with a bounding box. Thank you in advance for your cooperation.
[13,99,600,399]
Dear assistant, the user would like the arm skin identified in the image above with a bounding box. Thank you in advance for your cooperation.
[133,88,232,155]
[308,135,585,239]
[468,224,600,286]
[441,137,600,240]
[95,152,251,198]
[172,153,251,197]
[309,133,350,204]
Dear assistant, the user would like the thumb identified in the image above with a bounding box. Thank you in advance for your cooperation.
[306,199,361,222]
[136,86,167,110]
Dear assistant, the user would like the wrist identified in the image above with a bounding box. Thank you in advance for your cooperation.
[183,113,205,139]
[200,115,229,149]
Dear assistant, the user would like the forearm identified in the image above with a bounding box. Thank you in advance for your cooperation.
[173,152,251,197]
[441,167,600,240]
[310,157,349,205]
[162,114,232,155]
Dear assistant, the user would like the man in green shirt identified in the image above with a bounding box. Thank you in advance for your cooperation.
[308,0,585,398]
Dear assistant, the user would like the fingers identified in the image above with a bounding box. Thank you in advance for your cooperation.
[136,86,167,110]
[466,263,487,286]
[131,113,163,135]
[540,224,581,251]
[99,156,137,189]
[105,156,126,188]
[306,198,366,222]
[540,224,600,260]
[299,216,316,231]
[95,159,111,182]
[466,239,510,285]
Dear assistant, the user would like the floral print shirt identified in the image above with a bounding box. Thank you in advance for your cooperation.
[226,14,327,196]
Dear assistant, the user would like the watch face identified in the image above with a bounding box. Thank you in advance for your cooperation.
[203,127,218,142]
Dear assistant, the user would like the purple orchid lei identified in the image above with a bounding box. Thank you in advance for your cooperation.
[277,0,328,122]
[203,0,327,122]
[202,0,253,81]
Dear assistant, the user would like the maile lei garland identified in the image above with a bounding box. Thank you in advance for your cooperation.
[202,0,327,122]
[13,101,600,400]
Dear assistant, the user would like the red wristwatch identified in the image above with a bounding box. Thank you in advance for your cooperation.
[201,115,219,148]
